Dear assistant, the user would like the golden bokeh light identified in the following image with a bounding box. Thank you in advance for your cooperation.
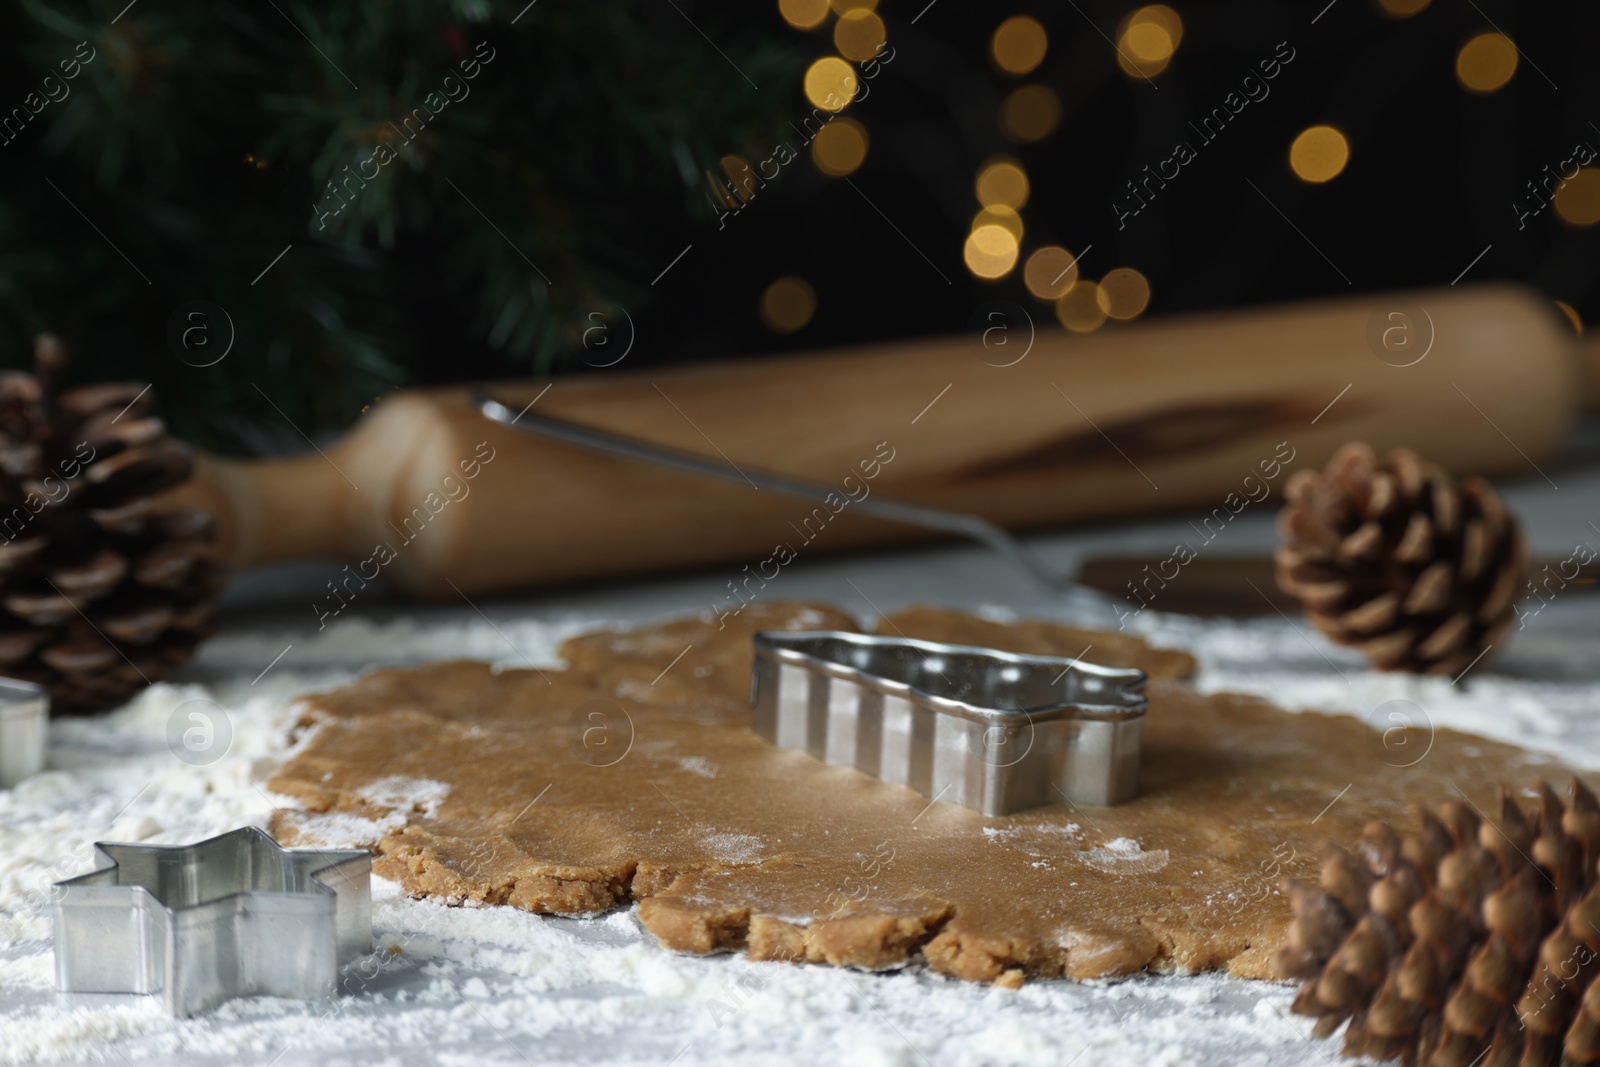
[716,155,759,205]
[834,9,887,61]
[991,16,1048,76]
[804,56,859,112]
[1097,268,1152,321]
[811,117,869,176]
[975,158,1029,209]
[999,85,1061,143]
[1125,23,1172,63]
[829,0,876,12]
[972,206,1023,242]
[1289,125,1350,183]
[1555,168,1600,228]
[1023,246,1079,300]
[1456,33,1519,93]
[964,225,1020,280]
[705,169,741,210]
[1376,0,1431,16]
[779,0,831,31]
[1056,281,1106,333]
[760,276,817,334]
[1555,300,1584,333]
[1117,6,1182,78]
[1133,4,1183,46]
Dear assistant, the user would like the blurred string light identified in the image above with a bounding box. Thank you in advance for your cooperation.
[707,154,758,208]
[724,154,760,198]
[804,56,859,111]
[1097,268,1151,320]
[1555,300,1584,332]
[1116,5,1183,79]
[811,117,869,175]
[783,0,888,189]
[1057,280,1106,332]
[760,276,817,333]
[1289,125,1350,183]
[1456,32,1518,93]
[976,157,1029,209]
[991,16,1048,76]
[999,85,1061,142]
[964,225,1020,279]
[973,205,1023,240]
[1024,247,1078,299]
[975,14,1156,325]
[779,0,830,30]
[1377,0,1431,15]
[782,0,886,184]
[1555,168,1600,227]
[834,9,887,61]
[969,149,1026,281]
[779,2,1156,329]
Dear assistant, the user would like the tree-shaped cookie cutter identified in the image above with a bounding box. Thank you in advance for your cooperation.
[752,631,1148,816]
[53,826,371,1016]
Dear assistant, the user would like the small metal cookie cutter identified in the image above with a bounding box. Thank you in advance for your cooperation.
[0,678,47,788]
[53,826,372,1016]
[751,631,1148,816]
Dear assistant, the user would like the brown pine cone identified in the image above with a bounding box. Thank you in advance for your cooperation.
[0,336,222,711]
[1275,442,1526,676]
[1276,780,1600,1067]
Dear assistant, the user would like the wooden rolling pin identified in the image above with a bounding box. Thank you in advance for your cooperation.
[171,284,1594,598]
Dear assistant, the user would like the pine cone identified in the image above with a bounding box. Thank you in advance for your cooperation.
[0,336,221,711]
[1275,442,1526,676]
[1276,780,1600,1066]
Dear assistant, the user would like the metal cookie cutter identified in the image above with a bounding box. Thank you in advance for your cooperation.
[751,631,1148,817]
[53,826,372,1016]
[0,678,46,788]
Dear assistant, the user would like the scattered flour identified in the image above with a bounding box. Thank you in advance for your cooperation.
[699,830,764,865]
[357,776,452,818]
[676,756,719,779]
[1075,837,1172,876]
[982,823,1080,841]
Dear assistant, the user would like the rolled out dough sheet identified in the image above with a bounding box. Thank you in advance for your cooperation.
[268,602,1568,984]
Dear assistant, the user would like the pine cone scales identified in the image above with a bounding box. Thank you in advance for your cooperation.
[1276,780,1600,1066]
[0,340,221,710]
[1276,442,1527,675]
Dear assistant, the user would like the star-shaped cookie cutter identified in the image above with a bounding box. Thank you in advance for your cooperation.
[752,631,1148,816]
[53,826,372,1016]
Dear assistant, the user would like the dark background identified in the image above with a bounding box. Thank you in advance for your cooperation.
[0,0,1593,451]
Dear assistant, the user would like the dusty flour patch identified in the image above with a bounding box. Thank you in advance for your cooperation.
[676,756,719,778]
[698,830,764,864]
[1075,837,1171,876]
[357,776,452,817]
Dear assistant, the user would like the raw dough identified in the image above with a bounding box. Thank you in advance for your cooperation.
[268,602,1570,983]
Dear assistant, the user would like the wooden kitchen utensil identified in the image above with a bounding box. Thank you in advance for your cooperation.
[170,283,1594,598]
